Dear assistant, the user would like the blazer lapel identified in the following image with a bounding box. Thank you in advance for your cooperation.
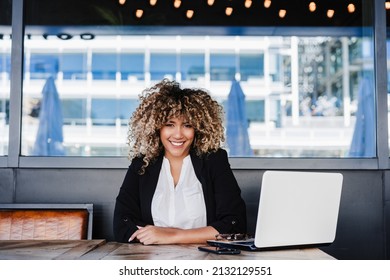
[140,154,163,224]
[190,151,212,224]
[190,150,203,181]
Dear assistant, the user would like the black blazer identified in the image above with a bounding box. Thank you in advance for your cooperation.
[113,148,247,243]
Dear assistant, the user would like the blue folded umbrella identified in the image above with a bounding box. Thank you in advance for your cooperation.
[226,80,253,156]
[32,77,65,156]
[348,76,376,157]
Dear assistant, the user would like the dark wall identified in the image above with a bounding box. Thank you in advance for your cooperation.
[0,168,387,260]
[0,169,13,202]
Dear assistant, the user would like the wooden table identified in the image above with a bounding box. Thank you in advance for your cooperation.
[0,240,106,260]
[0,240,335,260]
[80,242,335,260]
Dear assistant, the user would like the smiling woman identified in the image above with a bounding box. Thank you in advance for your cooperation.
[113,79,247,244]
[127,79,225,174]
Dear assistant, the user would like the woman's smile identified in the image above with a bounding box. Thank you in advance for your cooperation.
[170,141,185,146]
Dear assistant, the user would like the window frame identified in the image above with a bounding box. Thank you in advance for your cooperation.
[3,0,389,170]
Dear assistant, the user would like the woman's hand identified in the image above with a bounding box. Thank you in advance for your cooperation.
[129,225,180,245]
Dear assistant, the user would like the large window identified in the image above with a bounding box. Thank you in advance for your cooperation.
[18,34,376,158]
[1,0,383,164]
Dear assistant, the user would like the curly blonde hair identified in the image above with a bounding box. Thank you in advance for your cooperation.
[128,79,225,173]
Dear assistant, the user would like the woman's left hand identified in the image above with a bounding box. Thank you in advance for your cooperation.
[129,225,180,245]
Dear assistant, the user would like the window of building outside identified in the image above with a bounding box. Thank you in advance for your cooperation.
[18,0,376,158]
[0,0,11,156]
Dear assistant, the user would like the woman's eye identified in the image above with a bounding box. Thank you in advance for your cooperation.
[184,124,192,128]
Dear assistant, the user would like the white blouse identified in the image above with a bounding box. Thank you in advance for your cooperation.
[151,155,207,229]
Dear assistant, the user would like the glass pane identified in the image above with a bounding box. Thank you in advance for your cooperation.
[91,53,116,80]
[150,53,176,81]
[120,53,144,81]
[62,99,87,125]
[239,53,264,81]
[0,0,11,156]
[210,53,235,81]
[180,53,205,81]
[91,99,117,126]
[61,53,87,80]
[21,0,376,158]
[28,54,59,80]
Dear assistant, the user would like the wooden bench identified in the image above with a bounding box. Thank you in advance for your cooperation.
[0,204,93,240]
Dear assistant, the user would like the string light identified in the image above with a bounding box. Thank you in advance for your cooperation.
[226,7,233,16]
[186,10,194,19]
[309,2,316,12]
[245,0,252,8]
[347,4,355,13]
[118,0,126,5]
[327,9,335,18]
[135,9,144,18]
[386,1,390,9]
[173,0,181,8]
[207,0,215,6]
[128,1,357,22]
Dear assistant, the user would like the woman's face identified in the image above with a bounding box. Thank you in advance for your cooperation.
[160,116,195,161]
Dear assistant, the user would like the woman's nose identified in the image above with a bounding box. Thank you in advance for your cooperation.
[173,126,183,138]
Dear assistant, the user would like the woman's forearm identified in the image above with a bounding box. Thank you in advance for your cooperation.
[130,225,219,245]
[172,226,219,244]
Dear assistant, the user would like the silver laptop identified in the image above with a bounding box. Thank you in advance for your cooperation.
[208,170,343,251]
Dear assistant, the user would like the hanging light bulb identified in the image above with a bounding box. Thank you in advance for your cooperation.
[245,0,252,8]
[309,2,316,12]
[264,0,271,8]
[186,10,194,19]
[150,0,157,6]
[135,9,144,18]
[385,1,390,9]
[119,0,126,5]
[207,0,215,6]
[226,7,233,16]
[347,4,355,13]
[174,0,181,8]
[279,9,286,18]
[327,9,335,18]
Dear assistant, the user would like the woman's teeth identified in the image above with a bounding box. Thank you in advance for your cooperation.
[171,141,184,146]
